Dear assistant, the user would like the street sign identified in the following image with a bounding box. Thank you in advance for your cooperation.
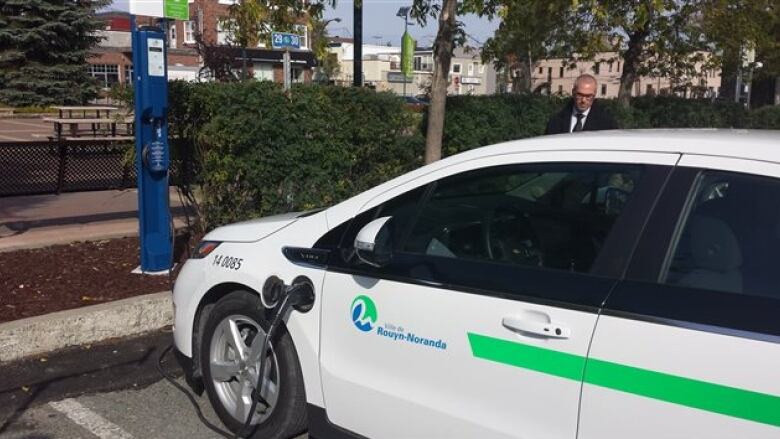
[272,32,302,50]
[111,0,189,20]
[387,72,413,83]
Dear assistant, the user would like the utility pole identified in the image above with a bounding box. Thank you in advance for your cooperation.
[353,1,362,86]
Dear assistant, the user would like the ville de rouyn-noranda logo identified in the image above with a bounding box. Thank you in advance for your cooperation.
[350,295,447,350]
[351,295,377,332]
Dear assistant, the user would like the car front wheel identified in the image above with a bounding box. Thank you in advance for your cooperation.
[200,290,307,439]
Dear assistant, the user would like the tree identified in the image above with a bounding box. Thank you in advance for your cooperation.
[412,0,499,163]
[701,0,779,103]
[482,1,571,93]
[0,0,108,106]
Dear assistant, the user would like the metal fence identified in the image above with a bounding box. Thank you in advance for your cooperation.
[0,140,192,197]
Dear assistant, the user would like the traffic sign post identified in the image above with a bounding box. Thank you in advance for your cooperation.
[272,32,302,91]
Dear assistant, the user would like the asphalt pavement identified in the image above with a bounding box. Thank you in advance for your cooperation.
[0,329,308,439]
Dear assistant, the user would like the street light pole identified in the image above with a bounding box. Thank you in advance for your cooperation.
[397,6,412,97]
[353,1,362,87]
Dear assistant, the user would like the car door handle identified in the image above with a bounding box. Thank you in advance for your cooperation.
[502,316,571,339]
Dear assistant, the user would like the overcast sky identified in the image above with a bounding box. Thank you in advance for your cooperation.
[323,1,500,48]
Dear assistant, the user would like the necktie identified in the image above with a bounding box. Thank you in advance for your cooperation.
[573,113,585,132]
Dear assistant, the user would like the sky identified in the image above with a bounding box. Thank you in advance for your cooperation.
[322,1,501,48]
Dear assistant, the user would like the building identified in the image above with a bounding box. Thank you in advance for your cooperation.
[89,0,316,88]
[328,40,498,96]
[508,52,721,98]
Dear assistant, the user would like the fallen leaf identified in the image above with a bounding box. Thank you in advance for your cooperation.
[21,386,29,392]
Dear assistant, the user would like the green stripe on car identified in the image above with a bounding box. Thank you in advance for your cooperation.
[467,332,780,428]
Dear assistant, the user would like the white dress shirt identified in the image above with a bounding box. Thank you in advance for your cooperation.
[569,107,591,133]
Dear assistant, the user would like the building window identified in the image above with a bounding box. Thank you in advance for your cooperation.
[617,62,620,72]
[452,63,461,73]
[601,84,607,96]
[559,66,564,78]
[184,21,196,44]
[467,63,474,76]
[89,64,119,88]
[291,66,303,83]
[646,84,654,95]
[594,62,600,75]
[168,22,177,48]
[253,63,274,81]
[217,19,233,45]
[123,65,134,84]
[608,62,613,73]
[547,67,552,77]
[538,67,543,74]
[479,64,485,74]
[558,84,563,94]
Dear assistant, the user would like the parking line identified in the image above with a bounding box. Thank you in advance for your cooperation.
[49,398,134,439]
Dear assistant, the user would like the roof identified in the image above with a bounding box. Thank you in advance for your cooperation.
[464,129,780,164]
[325,129,780,228]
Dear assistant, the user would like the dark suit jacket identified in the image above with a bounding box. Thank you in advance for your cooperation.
[544,100,619,134]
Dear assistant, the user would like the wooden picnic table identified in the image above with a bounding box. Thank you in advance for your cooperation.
[43,115,134,140]
[52,106,120,120]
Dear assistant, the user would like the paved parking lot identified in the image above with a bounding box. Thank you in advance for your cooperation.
[0,118,52,142]
[0,330,308,439]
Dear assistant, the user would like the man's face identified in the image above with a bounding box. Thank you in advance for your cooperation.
[572,80,596,112]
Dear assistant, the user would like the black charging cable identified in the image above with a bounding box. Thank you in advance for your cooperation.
[157,343,235,438]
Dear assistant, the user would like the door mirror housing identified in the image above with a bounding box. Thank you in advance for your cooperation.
[354,216,393,267]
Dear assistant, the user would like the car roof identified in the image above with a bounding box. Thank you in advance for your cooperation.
[325,129,779,228]
[457,129,780,165]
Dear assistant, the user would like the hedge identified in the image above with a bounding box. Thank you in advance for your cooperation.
[168,82,779,228]
[168,81,423,228]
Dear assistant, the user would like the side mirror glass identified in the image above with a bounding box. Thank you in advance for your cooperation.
[354,216,393,267]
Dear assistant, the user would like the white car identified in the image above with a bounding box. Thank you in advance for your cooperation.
[173,129,780,439]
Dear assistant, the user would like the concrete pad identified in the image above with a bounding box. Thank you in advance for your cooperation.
[0,217,188,252]
[0,291,173,362]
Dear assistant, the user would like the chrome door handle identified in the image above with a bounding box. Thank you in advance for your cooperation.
[502,316,571,339]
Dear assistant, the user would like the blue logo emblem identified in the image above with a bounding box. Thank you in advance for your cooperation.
[351,295,377,332]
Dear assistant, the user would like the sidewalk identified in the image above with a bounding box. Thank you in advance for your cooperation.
[0,188,189,252]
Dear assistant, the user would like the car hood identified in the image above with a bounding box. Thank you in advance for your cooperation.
[202,211,307,243]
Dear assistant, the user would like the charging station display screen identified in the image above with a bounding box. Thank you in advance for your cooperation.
[147,39,165,77]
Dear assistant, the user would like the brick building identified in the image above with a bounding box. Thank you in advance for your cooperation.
[89,0,316,87]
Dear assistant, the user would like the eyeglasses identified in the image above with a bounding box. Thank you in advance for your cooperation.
[575,92,596,100]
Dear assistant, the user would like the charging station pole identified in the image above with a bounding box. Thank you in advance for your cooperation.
[131,18,172,273]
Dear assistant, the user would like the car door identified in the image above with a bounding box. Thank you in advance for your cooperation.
[317,152,677,439]
[579,157,780,439]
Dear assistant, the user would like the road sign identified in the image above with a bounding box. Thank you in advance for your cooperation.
[111,0,189,20]
[272,32,302,50]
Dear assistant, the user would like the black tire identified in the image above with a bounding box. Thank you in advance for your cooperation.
[200,290,307,439]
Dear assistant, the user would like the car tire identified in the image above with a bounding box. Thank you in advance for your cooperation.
[200,290,307,439]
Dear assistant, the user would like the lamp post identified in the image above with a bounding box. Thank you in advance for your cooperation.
[397,6,413,97]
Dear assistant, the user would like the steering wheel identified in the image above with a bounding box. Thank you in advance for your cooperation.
[483,210,543,267]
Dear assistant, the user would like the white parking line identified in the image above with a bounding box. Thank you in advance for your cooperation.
[49,398,134,439]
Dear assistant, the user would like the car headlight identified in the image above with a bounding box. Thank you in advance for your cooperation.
[192,241,221,259]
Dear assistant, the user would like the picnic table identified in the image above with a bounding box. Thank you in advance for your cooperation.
[44,106,134,140]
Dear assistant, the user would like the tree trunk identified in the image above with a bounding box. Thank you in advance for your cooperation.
[618,32,644,108]
[424,0,457,164]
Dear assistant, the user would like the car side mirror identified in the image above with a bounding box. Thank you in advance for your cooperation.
[354,216,393,267]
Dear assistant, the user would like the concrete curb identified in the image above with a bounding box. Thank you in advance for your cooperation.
[0,291,172,362]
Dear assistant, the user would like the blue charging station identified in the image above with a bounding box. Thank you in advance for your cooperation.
[131,22,172,273]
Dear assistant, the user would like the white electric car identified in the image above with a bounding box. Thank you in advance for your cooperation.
[173,130,780,439]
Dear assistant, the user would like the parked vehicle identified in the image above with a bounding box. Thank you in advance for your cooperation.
[173,129,780,439]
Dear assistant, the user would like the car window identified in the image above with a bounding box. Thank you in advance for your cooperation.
[402,164,642,273]
[663,171,780,299]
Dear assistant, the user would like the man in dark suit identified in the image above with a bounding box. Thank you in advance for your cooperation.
[545,74,619,134]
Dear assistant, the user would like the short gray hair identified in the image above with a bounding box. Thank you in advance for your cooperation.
[574,74,597,88]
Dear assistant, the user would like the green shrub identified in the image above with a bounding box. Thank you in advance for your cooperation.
[169,82,423,228]
[745,105,780,129]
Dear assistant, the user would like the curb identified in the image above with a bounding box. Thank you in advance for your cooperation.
[0,291,172,362]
